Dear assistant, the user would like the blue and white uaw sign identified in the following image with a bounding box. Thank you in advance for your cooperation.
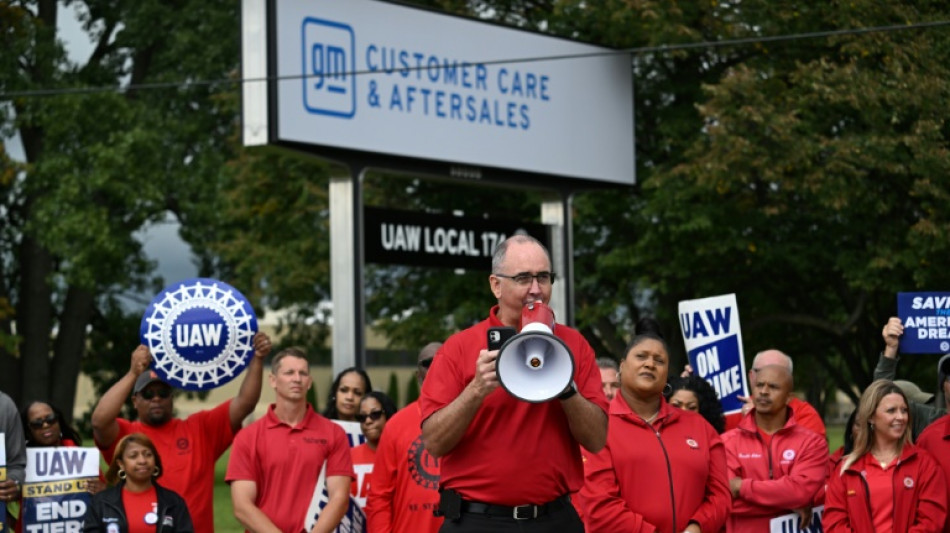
[22,447,100,533]
[897,292,950,354]
[140,278,258,391]
[304,462,366,533]
[678,294,749,415]
[770,505,823,533]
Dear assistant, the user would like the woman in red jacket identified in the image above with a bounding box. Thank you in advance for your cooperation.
[579,318,731,533]
[824,380,947,533]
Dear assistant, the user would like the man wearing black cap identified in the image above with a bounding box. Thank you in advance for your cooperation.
[91,332,272,532]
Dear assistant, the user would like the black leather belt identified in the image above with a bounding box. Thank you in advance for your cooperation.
[460,495,570,520]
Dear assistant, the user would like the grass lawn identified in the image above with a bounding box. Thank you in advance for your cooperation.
[213,448,243,532]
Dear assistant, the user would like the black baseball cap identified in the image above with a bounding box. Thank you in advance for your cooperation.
[133,370,169,394]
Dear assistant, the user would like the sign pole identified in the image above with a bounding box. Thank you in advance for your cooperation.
[330,168,365,375]
[541,192,574,327]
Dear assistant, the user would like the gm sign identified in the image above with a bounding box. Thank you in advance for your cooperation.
[302,17,356,118]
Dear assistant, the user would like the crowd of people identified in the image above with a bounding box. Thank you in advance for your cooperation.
[1,234,949,532]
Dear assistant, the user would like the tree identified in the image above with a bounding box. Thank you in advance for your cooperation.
[0,0,243,417]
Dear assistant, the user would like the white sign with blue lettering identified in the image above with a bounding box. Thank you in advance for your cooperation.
[678,294,749,415]
[769,505,824,533]
[266,0,634,185]
[897,292,950,354]
[140,278,258,391]
[23,447,100,533]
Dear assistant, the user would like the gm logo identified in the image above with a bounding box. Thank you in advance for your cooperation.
[301,17,356,118]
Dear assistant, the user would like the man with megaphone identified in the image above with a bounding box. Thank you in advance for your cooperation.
[420,234,608,533]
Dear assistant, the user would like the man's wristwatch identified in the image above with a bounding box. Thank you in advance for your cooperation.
[557,381,578,401]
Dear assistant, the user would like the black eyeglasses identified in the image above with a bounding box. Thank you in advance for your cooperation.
[418,358,434,369]
[494,271,556,286]
[355,410,385,423]
[29,414,58,430]
[140,388,172,400]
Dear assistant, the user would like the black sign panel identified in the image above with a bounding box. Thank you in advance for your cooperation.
[364,207,550,270]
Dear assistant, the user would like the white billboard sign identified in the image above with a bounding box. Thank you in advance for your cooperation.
[246,0,635,185]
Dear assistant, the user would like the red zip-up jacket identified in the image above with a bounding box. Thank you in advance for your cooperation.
[722,406,827,532]
[580,396,731,533]
[918,414,950,533]
[823,444,947,533]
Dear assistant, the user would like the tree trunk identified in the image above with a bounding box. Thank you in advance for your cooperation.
[51,286,95,423]
[17,235,54,404]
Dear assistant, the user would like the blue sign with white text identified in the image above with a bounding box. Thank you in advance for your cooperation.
[140,278,258,391]
[678,294,749,415]
[897,292,950,354]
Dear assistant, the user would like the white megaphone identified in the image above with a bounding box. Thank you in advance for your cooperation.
[496,301,575,403]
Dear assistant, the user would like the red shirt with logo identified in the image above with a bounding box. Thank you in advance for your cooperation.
[580,396,731,533]
[722,406,828,532]
[225,404,354,533]
[823,444,947,533]
[419,305,608,505]
[350,443,375,510]
[122,486,158,533]
[96,400,234,533]
[366,401,443,533]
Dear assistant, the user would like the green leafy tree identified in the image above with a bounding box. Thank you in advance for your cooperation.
[0,0,243,417]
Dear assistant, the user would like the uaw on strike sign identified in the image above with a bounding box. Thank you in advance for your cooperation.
[678,294,749,415]
[21,447,99,532]
[140,278,258,391]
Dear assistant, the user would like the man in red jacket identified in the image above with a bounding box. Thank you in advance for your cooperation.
[722,365,827,532]
[724,349,827,444]
[366,342,444,533]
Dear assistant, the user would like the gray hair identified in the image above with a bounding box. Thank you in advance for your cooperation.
[490,234,551,274]
[752,349,794,372]
[596,357,619,372]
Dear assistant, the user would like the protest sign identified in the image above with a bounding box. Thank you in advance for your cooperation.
[678,294,749,415]
[304,462,367,533]
[140,278,258,391]
[21,447,100,533]
[897,292,950,354]
[769,505,824,533]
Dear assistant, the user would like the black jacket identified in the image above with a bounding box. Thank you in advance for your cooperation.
[83,481,195,533]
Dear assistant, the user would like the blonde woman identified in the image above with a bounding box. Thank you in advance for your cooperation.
[824,380,946,532]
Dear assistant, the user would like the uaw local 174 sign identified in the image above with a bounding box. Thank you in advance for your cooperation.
[898,292,950,354]
[140,278,258,391]
[678,294,749,415]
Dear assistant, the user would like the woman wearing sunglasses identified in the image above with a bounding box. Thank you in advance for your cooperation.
[351,392,397,511]
[20,401,105,491]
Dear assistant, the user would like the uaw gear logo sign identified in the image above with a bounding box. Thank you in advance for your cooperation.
[140,278,258,391]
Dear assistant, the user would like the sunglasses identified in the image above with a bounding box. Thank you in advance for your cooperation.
[355,410,385,423]
[418,358,434,369]
[140,388,172,400]
[29,414,58,430]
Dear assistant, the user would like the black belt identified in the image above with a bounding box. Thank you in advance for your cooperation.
[460,495,570,520]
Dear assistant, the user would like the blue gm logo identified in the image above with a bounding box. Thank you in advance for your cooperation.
[140,278,258,391]
[302,17,356,118]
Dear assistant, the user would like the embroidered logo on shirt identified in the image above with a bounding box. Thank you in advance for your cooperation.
[686,438,699,449]
[107,524,120,533]
[904,477,915,489]
[782,449,796,461]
